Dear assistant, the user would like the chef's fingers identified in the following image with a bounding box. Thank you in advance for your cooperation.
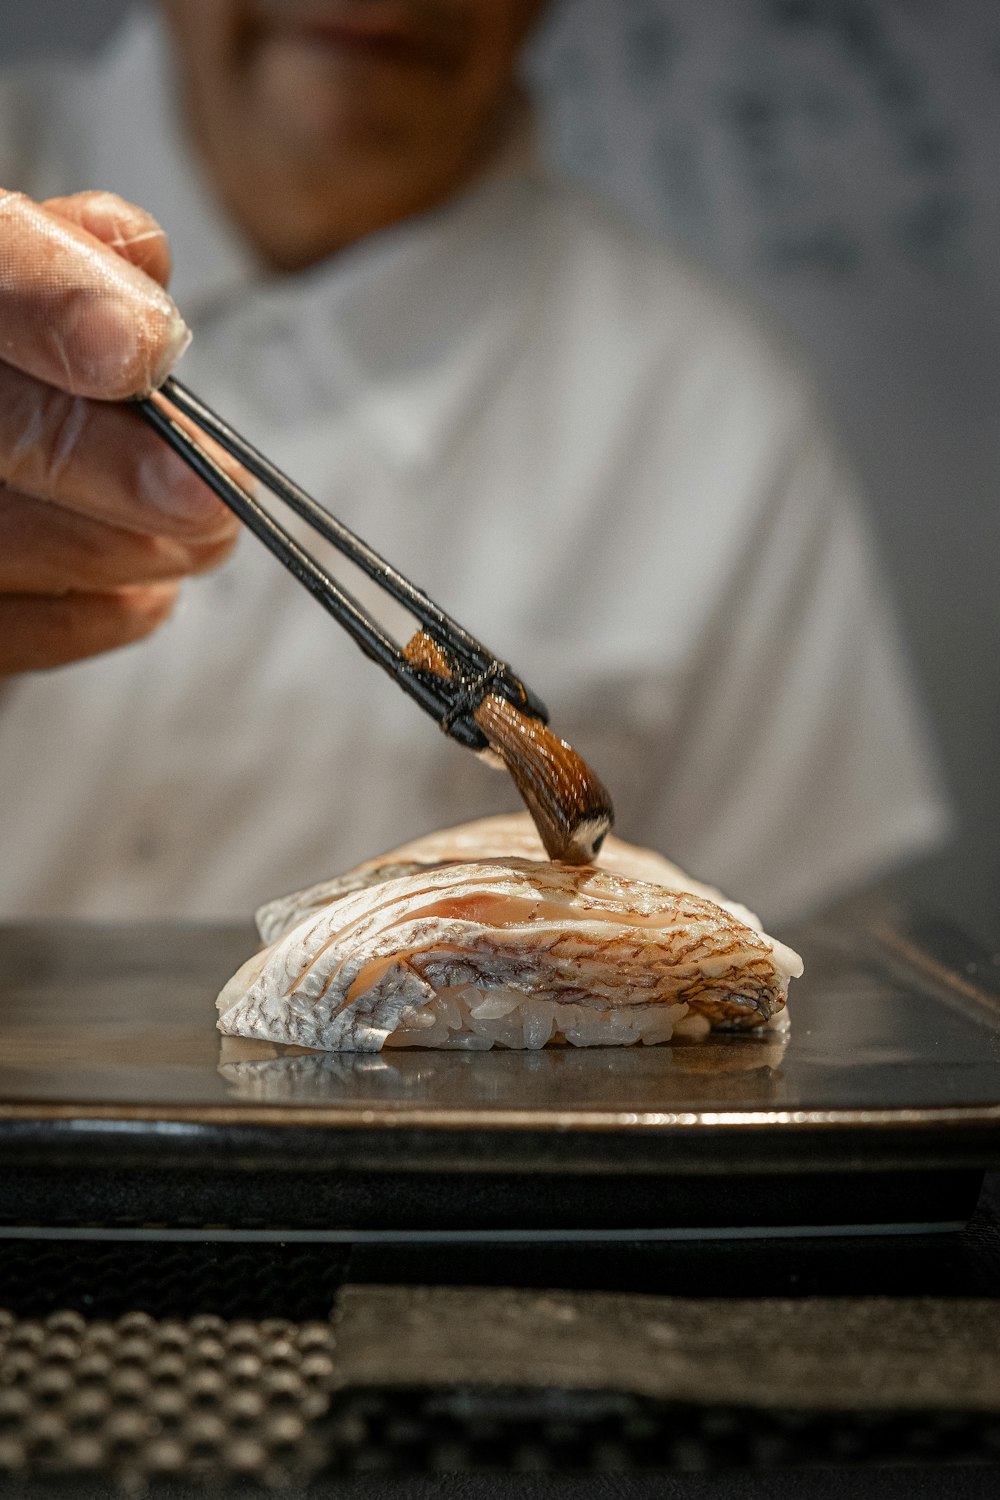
[43,191,173,289]
[0,187,189,399]
[0,583,179,677]
[0,486,237,594]
[0,360,239,541]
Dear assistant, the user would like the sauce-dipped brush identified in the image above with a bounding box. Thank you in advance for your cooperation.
[134,377,613,864]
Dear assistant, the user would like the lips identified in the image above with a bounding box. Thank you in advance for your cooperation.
[257,3,466,67]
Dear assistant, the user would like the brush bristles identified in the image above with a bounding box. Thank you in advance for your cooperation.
[404,631,614,863]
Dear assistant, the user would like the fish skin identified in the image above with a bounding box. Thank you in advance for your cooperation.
[254,813,768,946]
[218,835,803,1052]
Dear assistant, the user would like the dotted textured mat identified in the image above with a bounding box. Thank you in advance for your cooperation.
[0,1277,999,1485]
[1,1308,1000,1486]
[322,1388,1000,1474]
[0,1306,339,1487]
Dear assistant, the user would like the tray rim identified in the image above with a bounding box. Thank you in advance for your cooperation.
[2,1099,1000,1132]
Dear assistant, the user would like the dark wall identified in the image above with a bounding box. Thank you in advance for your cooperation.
[0,0,132,57]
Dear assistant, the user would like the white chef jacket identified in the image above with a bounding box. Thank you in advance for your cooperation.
[0,13,948,924]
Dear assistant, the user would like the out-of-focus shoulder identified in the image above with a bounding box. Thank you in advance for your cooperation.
[532,178,819,419]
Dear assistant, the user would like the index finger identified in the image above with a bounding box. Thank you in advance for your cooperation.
[0,359,239,542]
[0,189,190,401]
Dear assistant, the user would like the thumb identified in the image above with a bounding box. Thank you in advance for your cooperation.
[0,188,190,401]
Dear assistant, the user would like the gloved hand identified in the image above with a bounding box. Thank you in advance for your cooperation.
[0,188,239,676]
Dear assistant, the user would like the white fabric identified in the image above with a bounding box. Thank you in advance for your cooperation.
[0,13,949,924]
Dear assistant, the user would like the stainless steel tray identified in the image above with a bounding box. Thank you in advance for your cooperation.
[1,907,998,1236]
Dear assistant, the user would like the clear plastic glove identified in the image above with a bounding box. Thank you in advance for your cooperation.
[0,188,239,675]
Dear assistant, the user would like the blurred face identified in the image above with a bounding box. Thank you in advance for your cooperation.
[163,0,546,270]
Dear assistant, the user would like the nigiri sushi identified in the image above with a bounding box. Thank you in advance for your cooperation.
[216,815,802,1052]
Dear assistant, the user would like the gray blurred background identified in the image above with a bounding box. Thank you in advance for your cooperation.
[2,0,997,947]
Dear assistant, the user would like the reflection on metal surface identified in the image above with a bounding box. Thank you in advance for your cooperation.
[216,1027,789,1107]
[869,915,1000,1021]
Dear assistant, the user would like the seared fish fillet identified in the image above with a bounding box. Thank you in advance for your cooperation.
[216,816,802,1051]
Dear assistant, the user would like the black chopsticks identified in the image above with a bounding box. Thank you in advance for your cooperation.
[133,377,548,751]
